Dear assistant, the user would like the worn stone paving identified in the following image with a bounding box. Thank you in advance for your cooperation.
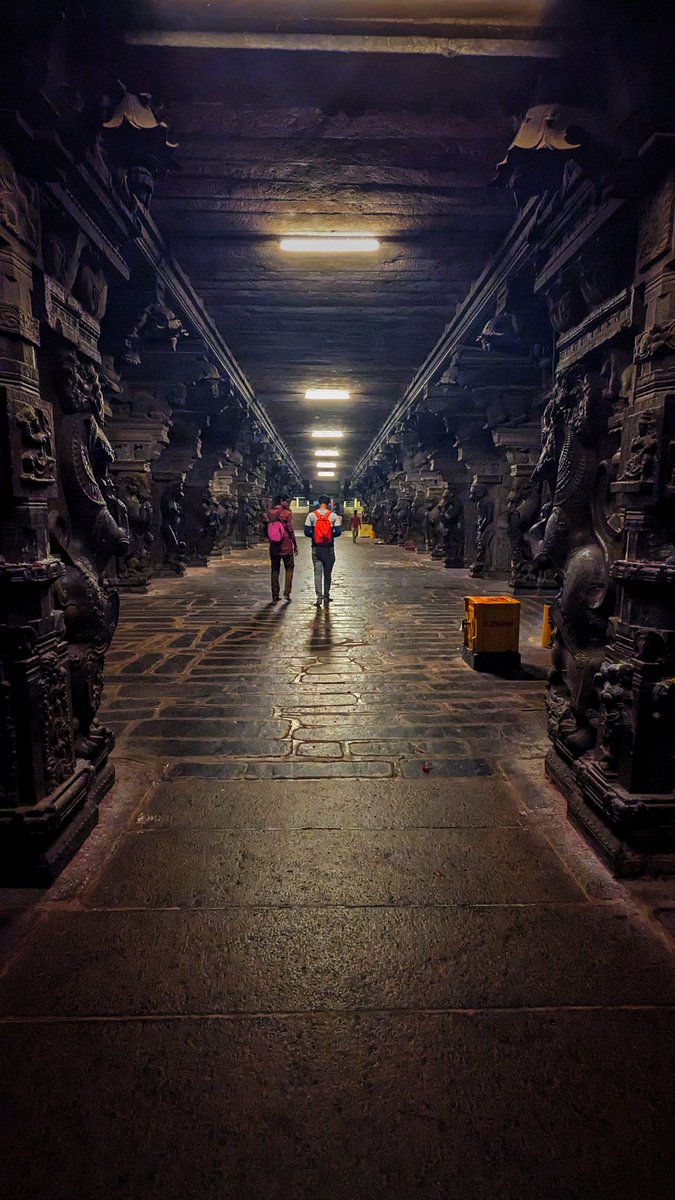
[1,538,675,1200]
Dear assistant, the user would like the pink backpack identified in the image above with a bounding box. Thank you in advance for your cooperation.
[267,517,285,544]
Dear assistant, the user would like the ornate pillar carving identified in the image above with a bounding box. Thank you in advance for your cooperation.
[0,150,93,878]
[524,145,675,873]
[569,167,675,873]
[149,385,204,576]
[105,377,171,591]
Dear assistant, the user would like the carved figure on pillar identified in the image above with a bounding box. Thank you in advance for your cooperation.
[468,482,494,577]
[182,485,227,565]
[493,106,582,209]
[506,475,542,588]
[425,499,445,558]
[50,349,128,762]
[594,661,634,777]
[123,283,189,366]
[113,473,154,587]
[101,83,179,210]
[531,370,619,757]
[159,480,188,574]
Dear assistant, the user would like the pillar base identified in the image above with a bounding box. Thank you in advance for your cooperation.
[0,758,115,885]
[155,562,187,577]
[111,575,150,594]
[546,748,675,878]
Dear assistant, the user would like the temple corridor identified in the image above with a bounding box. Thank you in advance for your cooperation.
[2,540,675,1199]
[2,1,675,1194]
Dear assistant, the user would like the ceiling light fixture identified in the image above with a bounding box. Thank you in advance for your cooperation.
[305,388,351,400]
[315,461,337,469]
[314,449,340,458]
[280,235,380,254]
[311,429,343,439]
[316,471,337,478]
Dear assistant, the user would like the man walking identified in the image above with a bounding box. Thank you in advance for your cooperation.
[349,510,362,542]
[304,494,342,606]
[265,493,297,602]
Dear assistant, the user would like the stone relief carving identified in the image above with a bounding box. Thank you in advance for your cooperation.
[467,482,494,578]
[0,147,40,252]
[621,410,659,483]
[159,479,188,573]
[634,320,675,362]
[14,399,56,486]
[594,661,634,777]
[123,284,189,366]
[182,485,228,565]
[50,349,129,758]
[506,475,542,588]
[38,651,76,791]
[101,83,179,210]
[113,472,154,586]
[531,369,620,757]
[493,106,582,208]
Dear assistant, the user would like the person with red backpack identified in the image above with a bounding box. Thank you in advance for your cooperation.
[304,494,342,606]
[264,493,298,602]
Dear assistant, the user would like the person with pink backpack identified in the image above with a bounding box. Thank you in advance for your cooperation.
[264,493,298,602]
[304,494,342,607]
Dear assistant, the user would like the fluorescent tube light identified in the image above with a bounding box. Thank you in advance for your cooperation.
[316,471,337,478]
[280,236,379,254]
[314,449,340,457]
[305,388,351,400]
[311,429,343,438]
[316,461,337,469]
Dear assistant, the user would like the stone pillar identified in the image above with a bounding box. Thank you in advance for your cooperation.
[0,185,95,879]
[455,445,510,578]
[180,384,255,565]
[0,148,126,877]
[149,386,204,576]
[569,168,675,873]
[106,379,171,591]
[492,425,554,592]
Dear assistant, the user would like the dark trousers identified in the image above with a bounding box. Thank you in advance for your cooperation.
[271,552,294,599]
[312,545,335,598]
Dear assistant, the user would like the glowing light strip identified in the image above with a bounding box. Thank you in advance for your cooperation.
[280,236,380,254]
[305,388,351,400]
[311,430,343,438]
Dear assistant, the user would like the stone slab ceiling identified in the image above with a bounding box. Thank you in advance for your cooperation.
[121,2,564,481]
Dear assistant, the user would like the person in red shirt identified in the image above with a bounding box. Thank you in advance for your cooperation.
[264,493,298,602]
[350,510,363,542]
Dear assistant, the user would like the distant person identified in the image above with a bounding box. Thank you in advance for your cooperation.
[265,493,297,602]
[349,510,362,542]
[304,494,342,606]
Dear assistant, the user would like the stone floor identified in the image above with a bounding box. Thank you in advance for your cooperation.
[2,538,675,1199]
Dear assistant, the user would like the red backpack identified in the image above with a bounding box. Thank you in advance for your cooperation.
[314,510,333,545]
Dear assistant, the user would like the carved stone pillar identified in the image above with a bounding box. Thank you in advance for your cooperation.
[0,155,93,879]
[181,383,241,566]
[455,440,509,577]
[565,168,675,874]
[149,387,203,576]
[492,425,554,592]
[105,379,170,591]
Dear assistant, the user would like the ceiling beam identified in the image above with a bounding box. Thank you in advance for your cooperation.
[350,199,540,481]
[127,30,559,58]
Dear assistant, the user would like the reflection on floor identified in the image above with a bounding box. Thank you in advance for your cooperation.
[1,540,674,1199]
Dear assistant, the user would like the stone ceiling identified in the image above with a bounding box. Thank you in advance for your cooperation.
[120,2,569,487]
